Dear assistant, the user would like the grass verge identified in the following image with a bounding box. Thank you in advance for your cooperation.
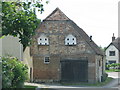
[61,77,113,87]
[105,69,120,72]
[24,85,38,88]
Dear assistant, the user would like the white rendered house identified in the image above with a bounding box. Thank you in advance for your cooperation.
[105,34,120,64]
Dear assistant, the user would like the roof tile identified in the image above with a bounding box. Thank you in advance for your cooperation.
[44,8,69,20]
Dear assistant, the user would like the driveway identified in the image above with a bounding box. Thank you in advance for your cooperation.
[25,72,120,89]
[106,72,119,78]
[105,72,120,88]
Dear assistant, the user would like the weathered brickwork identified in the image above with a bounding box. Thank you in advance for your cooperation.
[30,8,104,83]
[33,55,60,82]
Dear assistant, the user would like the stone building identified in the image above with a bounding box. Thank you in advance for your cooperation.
[30,8,104,83]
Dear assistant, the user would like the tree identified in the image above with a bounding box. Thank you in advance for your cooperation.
[2,57,28,88]
[2,1,48,50]
[99,46,107,52]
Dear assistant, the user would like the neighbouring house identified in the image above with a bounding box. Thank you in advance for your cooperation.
[0,35,23,60]
[23,47,33,81]
[105,34,120,64]
[0,35,32,81]
[29,8,105,83]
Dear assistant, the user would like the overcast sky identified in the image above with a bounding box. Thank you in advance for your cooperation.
[37,0,119,48]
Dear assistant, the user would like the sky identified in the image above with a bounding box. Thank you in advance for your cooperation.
[36,0,119,48]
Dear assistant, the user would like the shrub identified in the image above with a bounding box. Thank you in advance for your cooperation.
[106,63,120,70]
[2,57,28,88]
[101,73,108,82]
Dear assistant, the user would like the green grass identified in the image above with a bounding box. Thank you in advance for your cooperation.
[61,77,113,87]
[105,69,120,72]
[24,85,38,88]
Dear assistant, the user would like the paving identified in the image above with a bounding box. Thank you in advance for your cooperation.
[24,72,120,89]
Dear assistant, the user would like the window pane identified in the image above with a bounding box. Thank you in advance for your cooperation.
[109,61,116,64]
[44,57,49,63]
[109,51,115,56]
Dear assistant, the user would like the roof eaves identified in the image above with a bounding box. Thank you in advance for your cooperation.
[69,20,104,56]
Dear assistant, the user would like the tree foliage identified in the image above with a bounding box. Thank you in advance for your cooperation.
[2,1,48,50]
[2,57,28,88]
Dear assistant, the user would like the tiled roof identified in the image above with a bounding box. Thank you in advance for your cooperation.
[44,8,69,20]
[43,8,104,55]
[111,37,120,51]
[69,21,104,55]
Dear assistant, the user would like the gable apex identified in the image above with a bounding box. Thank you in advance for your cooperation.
[44,8,69,20]
[105,37,120,51]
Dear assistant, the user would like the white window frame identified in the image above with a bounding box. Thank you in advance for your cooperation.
[44,57,50,64]
[109,51,115,56]
[65,34,77,45]
[38,34,49,45]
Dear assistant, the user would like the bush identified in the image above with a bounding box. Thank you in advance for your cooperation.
[101,73,108,82]
[106,63,120,70]
[2,57,28,88]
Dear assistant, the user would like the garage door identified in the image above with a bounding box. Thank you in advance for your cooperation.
[61,59,88,82]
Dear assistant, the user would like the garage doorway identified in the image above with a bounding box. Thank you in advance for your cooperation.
[61,59,88,82]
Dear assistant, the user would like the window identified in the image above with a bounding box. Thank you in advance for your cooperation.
[65,34,77,45]
[109,51,115,56]
[109,61,116,64]
[44,57,50,64]
[38,34,49,45]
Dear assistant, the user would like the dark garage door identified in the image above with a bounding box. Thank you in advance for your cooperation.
[61,60,88,82]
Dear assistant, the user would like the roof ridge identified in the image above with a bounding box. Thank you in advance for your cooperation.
[44,8,70,20]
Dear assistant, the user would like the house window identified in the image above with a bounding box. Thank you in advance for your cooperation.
[44,57,50,64]
[109,51,115,56]
[38,34,49,45]
[65,34,77,45]
[109,61,116,64]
